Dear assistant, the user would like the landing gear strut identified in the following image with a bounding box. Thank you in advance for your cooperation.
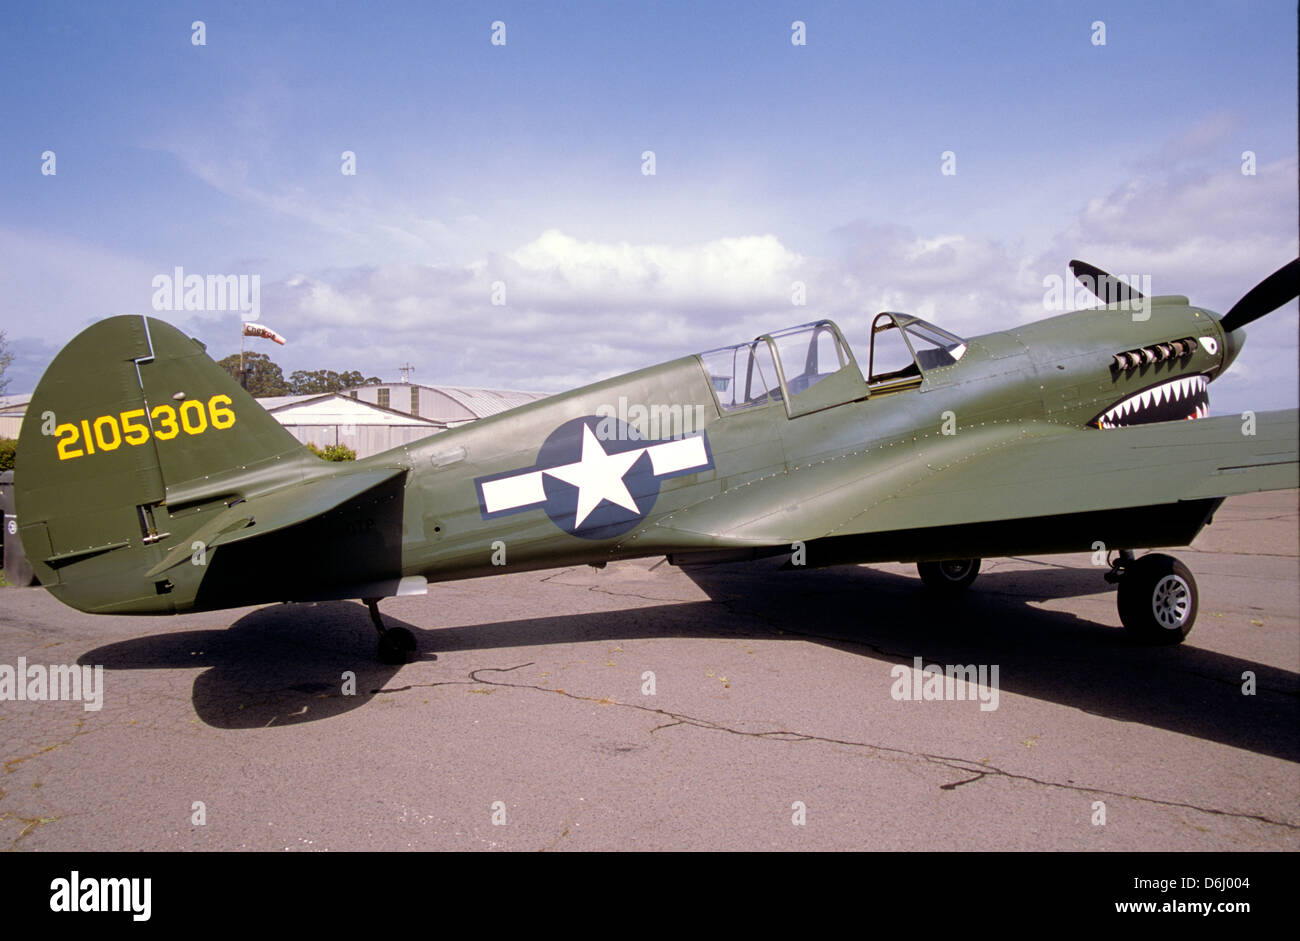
[365,597,417,664]
[1106,551,1198,644]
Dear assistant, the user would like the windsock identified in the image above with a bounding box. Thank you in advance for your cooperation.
[242,322,287,345]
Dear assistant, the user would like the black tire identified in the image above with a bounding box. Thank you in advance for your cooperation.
[1117,553,1197,644]
[917,558,981,592]
[377,627,417,664]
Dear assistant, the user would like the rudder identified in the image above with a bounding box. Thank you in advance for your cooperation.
[15,315,317,612]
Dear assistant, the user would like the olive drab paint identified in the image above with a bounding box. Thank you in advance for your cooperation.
[12,260,1299,651]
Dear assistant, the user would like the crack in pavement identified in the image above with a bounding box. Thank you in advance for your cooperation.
[1006,556,1083,570]
[0,810,61,850]
[3,718,93,775]
[0,723,91,851]
[940,772,990,791]
[538,570,697,606]
[1184,668,1299,701]
[429,662,1300,833]
[1211,513,1296,523]
[1183,548,1297,558]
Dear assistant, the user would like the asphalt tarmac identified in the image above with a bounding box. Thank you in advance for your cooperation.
[1,490,1295,851]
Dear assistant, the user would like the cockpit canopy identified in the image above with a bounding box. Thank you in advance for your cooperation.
[699,322,851,412]
[698,315,966,416]
[866,313,967,386]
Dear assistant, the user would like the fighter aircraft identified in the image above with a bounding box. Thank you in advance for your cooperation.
[14,259,1298,661]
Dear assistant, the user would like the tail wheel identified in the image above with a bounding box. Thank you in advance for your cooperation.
[377,627,417,665]
[917,558,980,592]
[1117,553,1198,644]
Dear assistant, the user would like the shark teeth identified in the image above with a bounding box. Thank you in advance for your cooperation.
[1094,374,1209,429]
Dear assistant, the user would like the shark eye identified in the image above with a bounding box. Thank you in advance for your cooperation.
[1199,337,1218,356]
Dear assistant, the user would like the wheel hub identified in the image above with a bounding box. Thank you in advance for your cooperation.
[1151,574,1191,629]
[939,560,973,580]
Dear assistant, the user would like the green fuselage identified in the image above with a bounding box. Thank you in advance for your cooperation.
[16,298,1239,617]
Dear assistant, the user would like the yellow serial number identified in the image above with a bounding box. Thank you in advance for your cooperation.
[55,395,236,461]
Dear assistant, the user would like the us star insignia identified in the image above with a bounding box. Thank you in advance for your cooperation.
[475,416,714,538]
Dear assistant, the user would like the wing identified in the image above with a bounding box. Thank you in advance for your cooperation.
[647,409,1297,560]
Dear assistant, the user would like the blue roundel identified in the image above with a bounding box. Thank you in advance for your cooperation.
[538,416,659,539]
[473,414,714,541]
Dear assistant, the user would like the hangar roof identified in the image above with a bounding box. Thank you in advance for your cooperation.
[344,382,548,424]
[433,386,546,418]
[257,393,444,427]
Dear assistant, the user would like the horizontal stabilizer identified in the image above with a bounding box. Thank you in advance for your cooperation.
[145,466,407,577]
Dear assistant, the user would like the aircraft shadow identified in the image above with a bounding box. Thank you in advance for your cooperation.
[78,561,1298,762]
[78,602,433,730]
[673,559,1299,763]
[429,559,1296,762]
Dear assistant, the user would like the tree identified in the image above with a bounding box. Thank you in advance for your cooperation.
[288,369,383,394]
[339,370,383,389]
[0,330,13,395]
[0,437,15,471]
[288,369,342,394]
[212,351,380,397]
[214,352,289,396]
[304,441,356,461]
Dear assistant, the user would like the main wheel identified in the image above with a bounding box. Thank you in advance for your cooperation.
[1117,553,1197,644]
[917,558,981,592]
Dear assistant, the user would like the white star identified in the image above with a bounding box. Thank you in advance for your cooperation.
[543,425,646,528]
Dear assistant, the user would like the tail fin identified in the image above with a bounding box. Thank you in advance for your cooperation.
[15,315,320,612]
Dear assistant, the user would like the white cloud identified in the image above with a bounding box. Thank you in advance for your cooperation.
[251,230,809,391]
[246,145,1296,412]
[1022,156,1298,414]
[505,229,803,309]
[8,140,1294,415]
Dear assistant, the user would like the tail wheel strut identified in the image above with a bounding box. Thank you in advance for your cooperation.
[365,598,417,664]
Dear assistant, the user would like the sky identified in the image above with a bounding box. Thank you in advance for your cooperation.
[1,0,1296,416]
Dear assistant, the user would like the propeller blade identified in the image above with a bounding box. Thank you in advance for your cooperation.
[1219,258,1300,333]
[1069,259,1145,305]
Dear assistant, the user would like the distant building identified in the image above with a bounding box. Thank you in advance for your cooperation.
[0,381,548,459]
[256,393,444,457]
[346,382,546,429]
[0,395,30,440]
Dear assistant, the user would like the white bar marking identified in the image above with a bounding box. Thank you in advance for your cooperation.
[647,435,709,475]
[481,471,547,513]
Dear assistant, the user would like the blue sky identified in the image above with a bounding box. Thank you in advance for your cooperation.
[1,0,1296,414]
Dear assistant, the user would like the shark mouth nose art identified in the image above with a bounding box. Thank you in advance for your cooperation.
[1091,374,1209,429]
